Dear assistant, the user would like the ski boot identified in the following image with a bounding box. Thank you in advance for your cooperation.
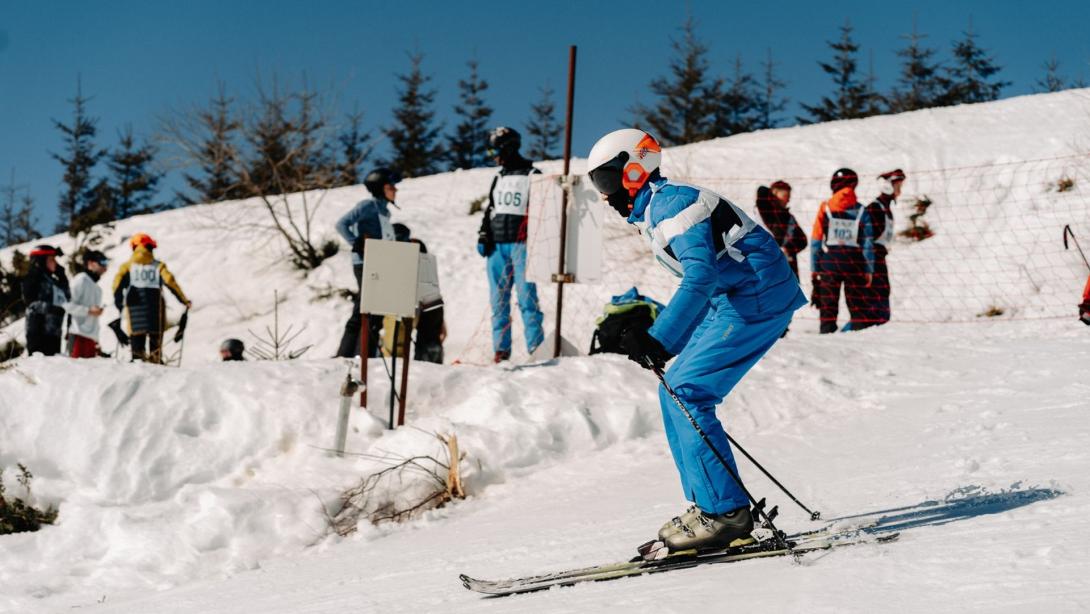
[658,505,700,540]
[661,506,755,553]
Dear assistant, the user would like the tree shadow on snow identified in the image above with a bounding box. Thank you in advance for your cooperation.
[827,483,1063,536]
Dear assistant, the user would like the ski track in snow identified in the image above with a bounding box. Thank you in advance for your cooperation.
[0,90,1088,612]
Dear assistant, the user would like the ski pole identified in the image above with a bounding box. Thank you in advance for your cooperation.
[1064,225,1090,272]
[722,426,820,520]
[651,365,791,552]
[652,367,821,520]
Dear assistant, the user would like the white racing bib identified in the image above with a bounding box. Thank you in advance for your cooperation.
[130,262,162,289]
[644,181,756,278]
[378,211,395,241]
[875,209,894,247]
[492,175,531,217]
[824,212,862,248]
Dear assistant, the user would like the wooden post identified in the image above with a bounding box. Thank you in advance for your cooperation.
[553,45,577,358]
[389,319,398,429]
[397,316,414,427]
[359,313,369,408]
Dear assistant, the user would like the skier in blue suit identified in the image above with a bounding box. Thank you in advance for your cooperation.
[587,129,807,552]
[476,127,545,362]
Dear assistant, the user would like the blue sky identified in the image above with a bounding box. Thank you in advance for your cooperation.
[2,0,1089,231]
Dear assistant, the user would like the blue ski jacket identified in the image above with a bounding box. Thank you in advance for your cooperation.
[629,177,806,354]
[336,198,396,265]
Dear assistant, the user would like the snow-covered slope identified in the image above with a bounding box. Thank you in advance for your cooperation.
[1,91,1088,612]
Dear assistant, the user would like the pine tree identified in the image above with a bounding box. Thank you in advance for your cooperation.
[862,50,886,117]
[14,192,38,244]
[333,109,372,187]
[179,84,243,204]
[712,55,759,136]
[888,20,947,112]
[290,83,333,191]
[1036,54,1066,93]
[245,80,293,196]
[525,84,562,161]
[630,16,720,145]
[51,79,104,232]
[108,126,162,219]
[943,21,1010,105]
[755,49,788,130]
[0,170,39,247]
[800,21,876,123]
[385,52,444,178]
[447,59,493,170]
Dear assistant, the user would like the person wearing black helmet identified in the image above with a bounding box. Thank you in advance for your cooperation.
[334,167,401,358]
[809,168,872,333]
[859,169,906,327]
[477,126,545,362]
[64,250,110,358]
[21,245,71,356]
[220,338,245,361]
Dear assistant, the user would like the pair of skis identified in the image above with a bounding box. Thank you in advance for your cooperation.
[460,520,898,596]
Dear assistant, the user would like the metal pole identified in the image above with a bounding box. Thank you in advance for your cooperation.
[552,45,577,359]
[1064,225,1090,271]
[359,313,369,408]
[389,319,399,430]
[397,316,414,427]
[335,364,359,458]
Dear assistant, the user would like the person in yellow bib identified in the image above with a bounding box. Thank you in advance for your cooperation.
[113,233,192,363]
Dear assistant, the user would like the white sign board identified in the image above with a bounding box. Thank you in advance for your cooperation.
[361,240,422,318]
[526,175,604,284]
[416,252,442,309]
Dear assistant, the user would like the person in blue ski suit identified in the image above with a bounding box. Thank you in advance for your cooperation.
[476,126,545,362]
[587,129,806,552]
[334,168,400,358]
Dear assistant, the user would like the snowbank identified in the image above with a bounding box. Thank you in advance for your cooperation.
[0,352,660,608]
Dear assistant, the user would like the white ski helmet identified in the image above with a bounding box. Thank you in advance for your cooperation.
[587,128,662,197]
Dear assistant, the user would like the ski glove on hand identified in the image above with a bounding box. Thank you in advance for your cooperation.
[477,241,494,257]
[620,328,672,371]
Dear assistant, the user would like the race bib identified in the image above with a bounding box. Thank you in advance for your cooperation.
[825,215,860,247]
[130,262,161,289]
[492,175,530,217]
[876,211,894,246]
[378,212,395,241]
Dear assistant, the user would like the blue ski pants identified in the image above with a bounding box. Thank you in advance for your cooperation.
[486,242,545,354]
[660,296,793,515]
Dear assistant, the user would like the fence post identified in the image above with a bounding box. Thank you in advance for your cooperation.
[552,45,577,358]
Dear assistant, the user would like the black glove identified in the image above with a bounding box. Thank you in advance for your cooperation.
[620,328,672,371]
[477,218,495,257]
[108,318,130,346]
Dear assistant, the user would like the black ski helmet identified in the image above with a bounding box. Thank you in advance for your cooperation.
[220,338,245,361]
[487,126,521,159]
[363,168,402,199]
[830,168,859,193]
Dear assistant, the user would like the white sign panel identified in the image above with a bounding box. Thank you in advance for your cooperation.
[526,174,603,284]
[361,240,422,318]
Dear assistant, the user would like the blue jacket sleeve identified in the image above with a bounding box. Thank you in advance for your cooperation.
[336,202,368,245]
[810,239,823,274]
[648,219,717,355]
[860,206,876,274]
